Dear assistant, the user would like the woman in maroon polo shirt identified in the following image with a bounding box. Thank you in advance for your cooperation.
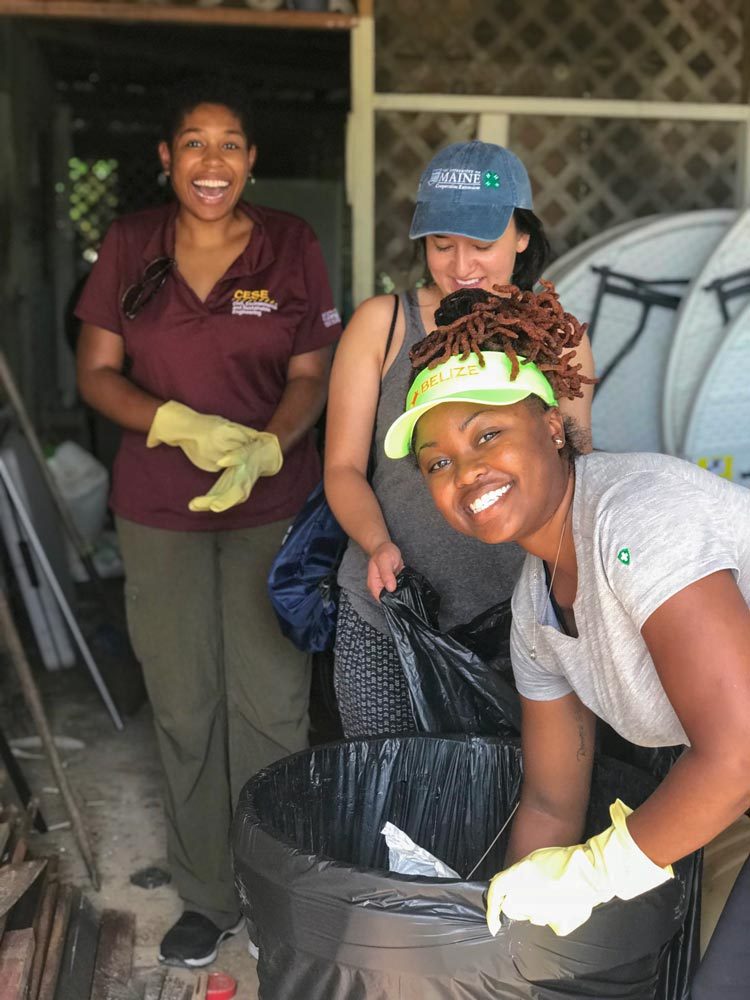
[75,78,341,967]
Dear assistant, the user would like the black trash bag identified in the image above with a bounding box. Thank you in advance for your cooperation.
[600,723,685,783]
[233,735,699,1000]
[380,568,521,736]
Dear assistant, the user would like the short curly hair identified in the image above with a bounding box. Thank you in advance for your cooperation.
[162,77,254,147]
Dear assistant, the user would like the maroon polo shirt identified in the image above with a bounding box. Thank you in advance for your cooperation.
[76,201,342,531]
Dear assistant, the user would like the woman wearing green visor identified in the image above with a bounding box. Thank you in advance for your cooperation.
[385,284,750,998]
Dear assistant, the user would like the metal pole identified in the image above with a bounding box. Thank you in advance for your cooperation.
[0,458,123,730]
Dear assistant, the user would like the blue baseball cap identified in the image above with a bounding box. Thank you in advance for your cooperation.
[409,141,533,243]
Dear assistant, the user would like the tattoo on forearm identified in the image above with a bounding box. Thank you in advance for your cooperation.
[574,703,587,762]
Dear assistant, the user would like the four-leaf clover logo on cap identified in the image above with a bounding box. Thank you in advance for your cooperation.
[617,547,631,565]
[483,171,500,189]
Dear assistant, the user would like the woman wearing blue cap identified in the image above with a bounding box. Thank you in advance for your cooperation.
[325,142,595,737]
[384,283,750,998]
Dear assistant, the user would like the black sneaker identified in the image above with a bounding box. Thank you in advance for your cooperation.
[158,911,245,968]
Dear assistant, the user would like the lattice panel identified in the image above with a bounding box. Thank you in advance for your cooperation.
[374,112,738,289]
[376,0,743,103]
[510,116,738,259]
[375,111,477,291]
[67,157,120,261]
[67,147,170,261]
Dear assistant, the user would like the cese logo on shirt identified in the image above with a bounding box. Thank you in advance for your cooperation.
[231,289,279,316]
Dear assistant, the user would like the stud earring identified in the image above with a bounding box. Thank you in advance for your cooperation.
[554,437,564,446]
[248,172,256,186]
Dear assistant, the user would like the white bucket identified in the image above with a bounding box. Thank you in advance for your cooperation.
[47,441,109,547]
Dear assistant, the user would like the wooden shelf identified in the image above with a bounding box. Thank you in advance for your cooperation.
[0,0,360,29]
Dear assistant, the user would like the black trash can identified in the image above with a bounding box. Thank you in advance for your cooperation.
[232,735,699,1000]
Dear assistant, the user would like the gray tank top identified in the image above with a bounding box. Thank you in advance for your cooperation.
[337,289,525,633]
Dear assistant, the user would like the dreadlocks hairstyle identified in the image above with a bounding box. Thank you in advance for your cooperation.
[410,281,595,402]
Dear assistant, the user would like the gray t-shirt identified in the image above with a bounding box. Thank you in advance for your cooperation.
[510,452,750,748]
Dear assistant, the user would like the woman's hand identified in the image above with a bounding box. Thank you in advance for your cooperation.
[367,541,405,601]
[147,401,261,471]
[188,433,283,512]
[486,799,673,937]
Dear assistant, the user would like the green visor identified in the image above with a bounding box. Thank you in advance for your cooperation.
[384,351,557,459]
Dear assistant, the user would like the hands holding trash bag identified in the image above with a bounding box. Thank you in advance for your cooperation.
[486,800,674,937]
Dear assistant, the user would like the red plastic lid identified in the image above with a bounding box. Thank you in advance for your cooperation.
[206,972,237,1000]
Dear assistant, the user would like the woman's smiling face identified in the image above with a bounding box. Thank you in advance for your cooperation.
[413,399,567,546]
[158,102,256,222]
[424,219,530,297]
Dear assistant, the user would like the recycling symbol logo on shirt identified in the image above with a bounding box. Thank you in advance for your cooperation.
[617,547,631,565]
[483,171,500,189]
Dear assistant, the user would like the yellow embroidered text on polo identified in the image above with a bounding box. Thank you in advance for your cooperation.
[231,289,279,316]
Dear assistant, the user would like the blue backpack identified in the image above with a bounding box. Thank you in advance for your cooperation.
[267,482,348,652]
[268,295,399,653]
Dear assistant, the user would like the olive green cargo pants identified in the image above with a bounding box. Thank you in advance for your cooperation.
[117,516,310,926]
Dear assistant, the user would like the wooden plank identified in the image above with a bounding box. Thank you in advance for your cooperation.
[349,12,376,304]
[10,829,28,865]
[142,970,166,1000]
[160,974,191,1000]
[2,835,32,938]
[26,858,59,1000]
[0,1,357,29]
[52,889,99,1000]
[36,884,72,1000]
[0,823,10,858]
[192,973,208,1000]
[372,90,750,122]
[0,928,35,1000]
[8,856,55,932]
[90,910,134,1000]
[0,860,46,919]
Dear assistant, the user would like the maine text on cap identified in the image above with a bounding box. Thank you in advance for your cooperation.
[428,169,482,190]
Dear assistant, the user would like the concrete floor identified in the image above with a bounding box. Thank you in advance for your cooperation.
[5,668,261,998]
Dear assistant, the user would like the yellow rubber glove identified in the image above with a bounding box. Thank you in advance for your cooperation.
[486,800,674,937]
[188,433,283,513]
[147,401,260,472]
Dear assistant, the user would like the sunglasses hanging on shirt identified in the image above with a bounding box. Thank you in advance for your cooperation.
[121,256,175,320]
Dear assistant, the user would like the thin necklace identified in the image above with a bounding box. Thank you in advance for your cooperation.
[530,509,569,661]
